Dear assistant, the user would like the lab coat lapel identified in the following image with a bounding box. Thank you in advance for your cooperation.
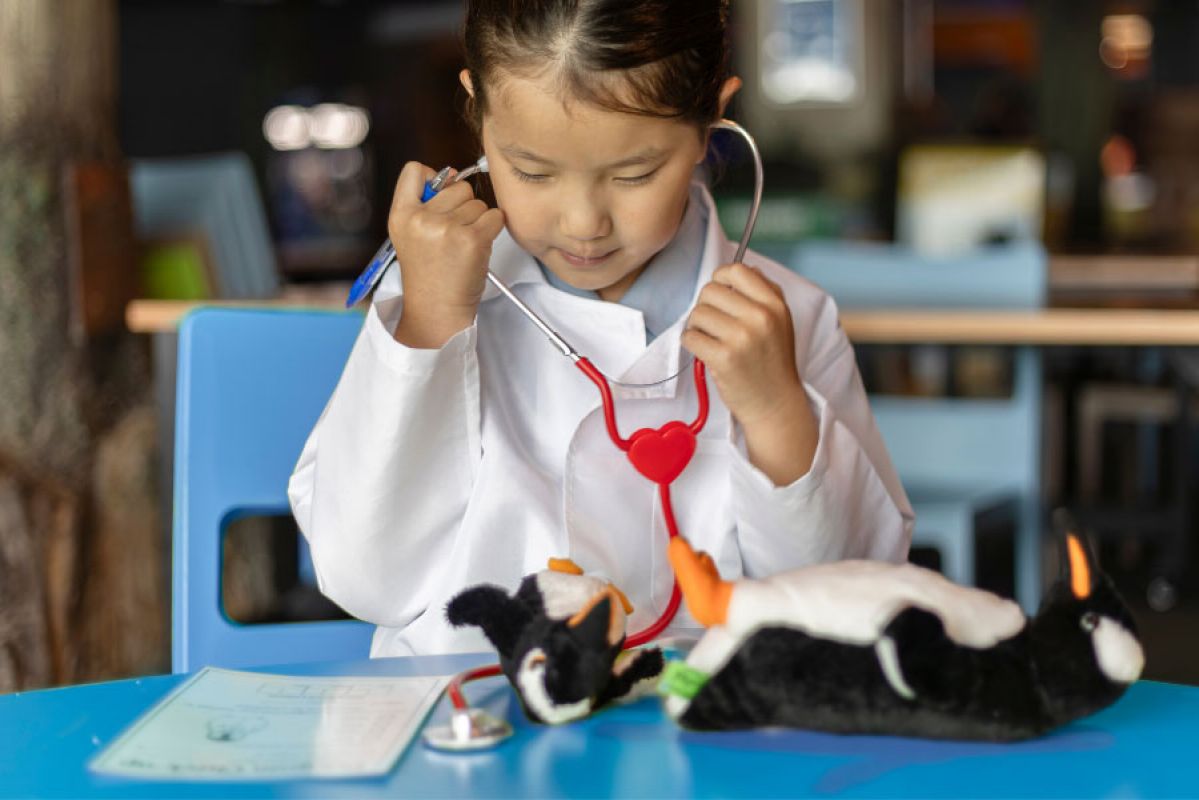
[480,230,545,301]
[616,183,733,401]
[483,231,647,377]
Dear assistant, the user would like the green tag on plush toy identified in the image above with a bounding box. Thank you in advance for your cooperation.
[658,661,709,699]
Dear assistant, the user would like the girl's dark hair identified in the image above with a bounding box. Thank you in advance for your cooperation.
[462,0,730,134]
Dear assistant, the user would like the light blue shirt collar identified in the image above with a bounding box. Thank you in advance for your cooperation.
[538,183,709,341]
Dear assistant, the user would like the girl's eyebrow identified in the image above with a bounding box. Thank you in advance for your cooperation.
[499,145,667,169]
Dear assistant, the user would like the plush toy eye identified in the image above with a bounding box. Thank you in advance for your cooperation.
[1080,612,1099,632]
[528,653,546,669]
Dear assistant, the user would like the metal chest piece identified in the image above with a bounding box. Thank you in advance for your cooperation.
[422,708,513,751]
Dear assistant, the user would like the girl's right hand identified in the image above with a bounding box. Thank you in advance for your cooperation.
[389,161,506,349]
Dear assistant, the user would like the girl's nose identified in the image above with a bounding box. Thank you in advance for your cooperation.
[560,191,612,242]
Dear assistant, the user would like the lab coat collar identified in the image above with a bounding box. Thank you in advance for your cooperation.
[480,230,547,299]
[617,182,727,398]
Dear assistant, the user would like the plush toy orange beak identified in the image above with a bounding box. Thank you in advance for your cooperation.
[667,538,732,627]
[1066,533,1092,600]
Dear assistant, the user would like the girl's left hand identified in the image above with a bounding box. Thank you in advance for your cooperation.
[681,263,807,428]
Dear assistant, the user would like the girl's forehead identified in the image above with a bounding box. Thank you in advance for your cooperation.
[483,72,699,161]
[488,70,634,127]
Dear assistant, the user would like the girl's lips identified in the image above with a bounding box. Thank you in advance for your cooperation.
[558,248,617,267]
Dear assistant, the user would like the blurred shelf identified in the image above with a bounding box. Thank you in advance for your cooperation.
[1050,255,1199,308]
[1050,255,1199,291]
[843,309,1199,345]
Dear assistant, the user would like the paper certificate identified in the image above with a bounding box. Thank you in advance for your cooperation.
[90,667,450,780]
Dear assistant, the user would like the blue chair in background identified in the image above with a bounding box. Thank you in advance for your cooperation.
[173,307,374,672]
[790,240,1047,611]
[131,152,280,299]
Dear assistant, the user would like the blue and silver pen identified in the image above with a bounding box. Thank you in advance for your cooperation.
[345,156,490,307]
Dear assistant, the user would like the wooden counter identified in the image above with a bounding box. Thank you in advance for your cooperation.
[127,299,1199,346]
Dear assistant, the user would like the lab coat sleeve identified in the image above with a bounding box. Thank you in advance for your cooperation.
[287,294,481,628]
[728,291,914,575]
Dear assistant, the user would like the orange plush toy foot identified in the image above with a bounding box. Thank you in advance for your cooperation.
[667,538,733,627]
[548,557,584,575]
[548,557,634,613]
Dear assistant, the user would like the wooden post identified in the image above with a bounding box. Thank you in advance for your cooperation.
[1035,0,1113,248]
[0,0,165,690]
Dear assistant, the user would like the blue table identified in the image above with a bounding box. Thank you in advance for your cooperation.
[2,652,1196,798]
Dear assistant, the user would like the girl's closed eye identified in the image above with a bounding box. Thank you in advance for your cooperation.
[510,166,660,186]
[511,166,551,183]
[615,168,660,186]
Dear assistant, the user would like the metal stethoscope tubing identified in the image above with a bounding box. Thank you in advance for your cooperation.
[488,117,764,386]
[711,118,764,266]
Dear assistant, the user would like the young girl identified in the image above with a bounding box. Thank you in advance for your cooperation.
[289,0,914,658]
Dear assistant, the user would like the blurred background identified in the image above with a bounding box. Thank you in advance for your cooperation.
[2,0,1199,692]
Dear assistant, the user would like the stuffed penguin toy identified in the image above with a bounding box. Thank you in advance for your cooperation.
[659,521,1144,742]
[446,559,665,725]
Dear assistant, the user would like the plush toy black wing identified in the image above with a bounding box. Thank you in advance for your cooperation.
[660,524,1143,742]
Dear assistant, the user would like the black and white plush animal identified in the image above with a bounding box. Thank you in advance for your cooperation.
[446,559,665,725]
[660,522,1144,741]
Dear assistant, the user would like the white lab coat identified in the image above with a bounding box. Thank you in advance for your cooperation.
[288,184,914,657]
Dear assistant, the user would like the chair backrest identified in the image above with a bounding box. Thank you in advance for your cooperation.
[131,153,279,299]
[173,307,373,672]
[788,240,1047,495]
[789,239,1047,310]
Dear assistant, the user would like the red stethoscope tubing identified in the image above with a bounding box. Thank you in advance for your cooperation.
[447,663,504,710]
[447,356,709,709]
[440,119,758,715]
[573,356,709,647]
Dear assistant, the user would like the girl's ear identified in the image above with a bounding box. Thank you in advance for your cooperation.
[460,69,475,98]
[716,76,743,119]
[699,76,745,160]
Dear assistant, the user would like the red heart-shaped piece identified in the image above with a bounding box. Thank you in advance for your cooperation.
[627,421,697,485]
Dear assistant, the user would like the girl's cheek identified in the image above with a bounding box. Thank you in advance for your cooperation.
[492,180,526,221]
[630,192,676,239]
[498,187,552,244]
[532,192,564,235]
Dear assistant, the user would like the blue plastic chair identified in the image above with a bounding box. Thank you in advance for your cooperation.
[789,240,1047,611]
[173,307,374,672]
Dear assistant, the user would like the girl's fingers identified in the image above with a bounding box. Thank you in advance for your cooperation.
[697,277,791,343]
[696,281,764,319]
[713,263,785,307]
[449,198,492,226]
[686,302,743,342]
[470,207,507,240]
[392,161,438,211]
[437,203,504,261]
[423,179,475,212]
[680,326,722,366]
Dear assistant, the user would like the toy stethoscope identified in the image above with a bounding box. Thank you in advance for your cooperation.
[346,119,764,750]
